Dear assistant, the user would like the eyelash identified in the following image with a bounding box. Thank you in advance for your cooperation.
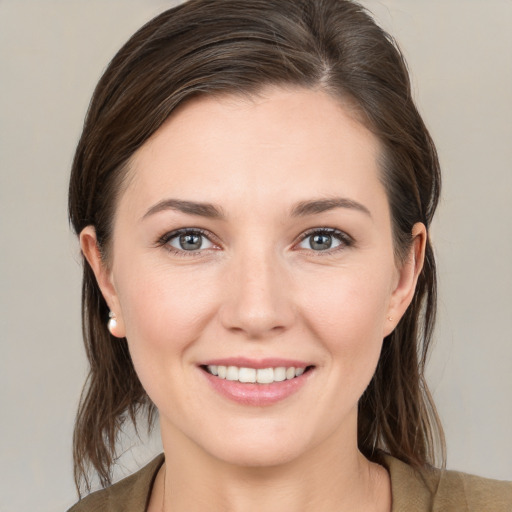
[156,227,354,257]
[297,228,354,255]
[156,228,216,257]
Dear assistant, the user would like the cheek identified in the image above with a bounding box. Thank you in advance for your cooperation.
[300,264,392,380]
[303,263,391,333]
[113,264,219,375]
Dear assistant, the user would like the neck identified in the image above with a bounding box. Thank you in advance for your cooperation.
[155,421,391,512]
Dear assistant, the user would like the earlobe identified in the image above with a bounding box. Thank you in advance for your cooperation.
[79,226,126,338]
[383,223,426,337]
[107,311,124,338]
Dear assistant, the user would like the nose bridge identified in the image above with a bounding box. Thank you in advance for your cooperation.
[220,237,294,338]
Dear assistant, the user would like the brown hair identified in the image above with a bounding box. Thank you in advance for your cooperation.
[69,0,444,496]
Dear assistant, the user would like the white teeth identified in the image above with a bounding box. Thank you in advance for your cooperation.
[273,367,286,382]
[238,367,256,383]
[256,368,274,384]
[207,365,307,383]
[226,366,239,381]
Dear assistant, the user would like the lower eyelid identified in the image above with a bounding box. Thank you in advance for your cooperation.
[168,233,214,251]
[298,229,352,245]
[157,228,217,252]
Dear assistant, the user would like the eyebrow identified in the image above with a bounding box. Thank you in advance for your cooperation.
[142,199,225,221]
[290,197,372,218]
[141,196,371,221]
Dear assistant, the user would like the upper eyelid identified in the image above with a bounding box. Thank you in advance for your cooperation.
[157,228,220,257]
[296,227,353,243]
[298,227,348,237]
[160,227,216,242]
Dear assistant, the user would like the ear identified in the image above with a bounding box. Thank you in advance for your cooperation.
[383,223,426,337]
[80,226,126,338]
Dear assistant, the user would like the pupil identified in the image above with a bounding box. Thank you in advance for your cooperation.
[179,233,202,250]
[311,233,332,250]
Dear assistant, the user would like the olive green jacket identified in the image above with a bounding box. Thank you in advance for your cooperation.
[68,453,512,511]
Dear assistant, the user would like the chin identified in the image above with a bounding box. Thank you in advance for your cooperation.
[210,438,307,469]
[180,417,313,469]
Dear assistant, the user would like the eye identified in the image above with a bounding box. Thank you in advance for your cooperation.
[159,228,216,254]
[297,229,352,252]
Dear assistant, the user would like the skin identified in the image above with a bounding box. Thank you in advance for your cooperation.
[81,87,426,512]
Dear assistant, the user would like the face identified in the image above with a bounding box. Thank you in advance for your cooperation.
[82,87,424,468]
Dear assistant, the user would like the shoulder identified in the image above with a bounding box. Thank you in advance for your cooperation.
[67,454,165,512]
[433,470,512,511]
[382,454,512,512]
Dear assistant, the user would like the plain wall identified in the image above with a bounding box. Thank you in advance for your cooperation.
[0,1,510,510]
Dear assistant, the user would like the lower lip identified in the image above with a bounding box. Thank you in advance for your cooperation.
[201,368,312,406]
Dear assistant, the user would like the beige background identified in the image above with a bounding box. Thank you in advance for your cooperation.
[1,1,511,510]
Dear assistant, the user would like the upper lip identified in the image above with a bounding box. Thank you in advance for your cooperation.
[199,357,313,369]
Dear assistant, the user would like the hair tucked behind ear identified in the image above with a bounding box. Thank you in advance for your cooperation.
[69,0,444,496]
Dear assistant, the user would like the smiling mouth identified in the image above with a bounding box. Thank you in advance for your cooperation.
[202,365,314,384]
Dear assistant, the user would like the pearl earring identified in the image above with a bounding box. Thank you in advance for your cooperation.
[108,311,118,334]
[387,316,393,322]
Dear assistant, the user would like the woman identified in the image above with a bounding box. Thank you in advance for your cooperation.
[67,0,511,510]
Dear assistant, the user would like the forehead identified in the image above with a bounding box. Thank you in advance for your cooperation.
[122,87,385,218]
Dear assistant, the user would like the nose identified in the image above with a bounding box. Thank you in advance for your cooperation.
[219,245,296,339]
